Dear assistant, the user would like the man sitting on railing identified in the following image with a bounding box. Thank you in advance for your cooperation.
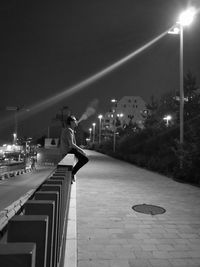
[60,115,89,183]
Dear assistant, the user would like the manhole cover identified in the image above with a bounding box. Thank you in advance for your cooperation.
[132,204,166,215]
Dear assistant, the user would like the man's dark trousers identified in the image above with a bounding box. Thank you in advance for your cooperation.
[68,148,89,175]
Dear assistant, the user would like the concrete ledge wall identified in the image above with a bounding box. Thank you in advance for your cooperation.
[0,154,75,267]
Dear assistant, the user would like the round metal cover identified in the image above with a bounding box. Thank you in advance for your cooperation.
[132,204,166,215]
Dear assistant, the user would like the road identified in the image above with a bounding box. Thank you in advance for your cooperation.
[0,166,55,211]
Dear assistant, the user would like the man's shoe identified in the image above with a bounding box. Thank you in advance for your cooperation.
[71,173,76,183]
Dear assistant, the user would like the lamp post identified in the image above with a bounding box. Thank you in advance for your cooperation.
[163,115,172,127]
[89,128,92,141]
[13,133,17,145]
[178,8,196,143]
[92,123,96,143]
[113,117,116,153]
[179,8,196,167]
[111,99,117,152]
[113,113,124,153]
[98,114,103,145]
[169,7,196,167]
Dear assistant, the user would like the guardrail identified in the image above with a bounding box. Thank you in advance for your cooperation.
[0,154,75,267]
[0,161,32,180]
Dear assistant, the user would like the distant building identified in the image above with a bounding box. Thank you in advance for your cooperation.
[116,96,148,128]
[102,111,114,130]
[102,96,148,132]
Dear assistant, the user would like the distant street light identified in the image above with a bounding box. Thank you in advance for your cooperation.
[110,99,119,153]
[98,114,103,144]
[169,7,196,168]
[89,128,92,141]
[117,113,124,118]
[163,115,172,127]
[13,133,17,144]
[92,123,96,143]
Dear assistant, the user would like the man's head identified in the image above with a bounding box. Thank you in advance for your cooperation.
[66,115,78,129]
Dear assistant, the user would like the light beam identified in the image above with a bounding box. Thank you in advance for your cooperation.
[1,28,170,130]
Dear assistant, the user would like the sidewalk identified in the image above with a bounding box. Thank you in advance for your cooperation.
[76,150,200,267]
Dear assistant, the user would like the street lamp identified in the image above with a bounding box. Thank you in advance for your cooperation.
[13,133,17,144]
[92,123,96,143]
[169,7,196,167]
[178,8,196,167]
[89,128,92,141]
[98,114,103,145]
[178,7,196,138]
[117,113,124,119]
[110,99,118,152]
[163,115,172,127]
[179,7,196,26]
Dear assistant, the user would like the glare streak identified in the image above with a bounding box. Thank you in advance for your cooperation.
[1,28,170,128]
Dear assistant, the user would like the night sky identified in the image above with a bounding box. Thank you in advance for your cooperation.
[1,0,200,142]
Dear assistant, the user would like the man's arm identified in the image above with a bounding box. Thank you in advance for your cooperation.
[68,131,86,155]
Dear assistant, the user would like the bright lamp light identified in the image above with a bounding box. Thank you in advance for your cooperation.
[178,7,196,26]
[163,115,172,121]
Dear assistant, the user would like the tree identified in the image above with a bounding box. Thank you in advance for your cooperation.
[144,93,177,130]
[183,71,200,121]
[184,70,198,98]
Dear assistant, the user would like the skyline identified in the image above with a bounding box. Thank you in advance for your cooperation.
[1,0,200,141]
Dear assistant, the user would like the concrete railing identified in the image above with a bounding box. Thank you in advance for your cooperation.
[0,154,75,267]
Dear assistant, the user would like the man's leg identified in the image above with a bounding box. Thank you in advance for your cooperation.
[69,149,89,176]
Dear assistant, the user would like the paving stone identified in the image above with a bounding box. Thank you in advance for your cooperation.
[149,259,173,267]
[140,244,157,251]
[133,250,154,259]
[188,250,200,258]
[156,244,175,251]
[78,251,97,260]
[78,260,93,267]
[95,250,116,260]
[109,259,130,267]
[79,259,111,267]
[169,259,193,266]
[128,259,152,267]
[153,251,170,259]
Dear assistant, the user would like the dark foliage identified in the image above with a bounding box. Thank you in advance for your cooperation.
[96,71,200,185]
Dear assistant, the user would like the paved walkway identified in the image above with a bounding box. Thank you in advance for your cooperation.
[76,150,200,267]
